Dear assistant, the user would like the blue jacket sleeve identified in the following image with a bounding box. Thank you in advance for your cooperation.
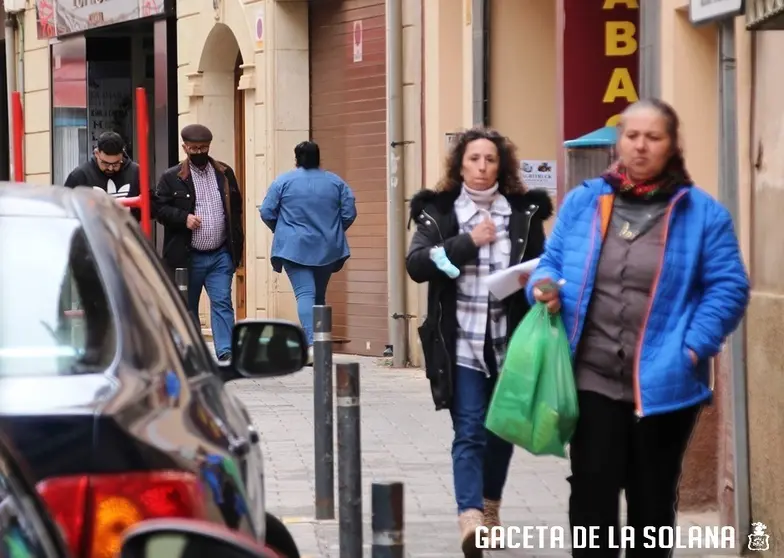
[684,202,750,360]
[339,179,357,230]
[525,189,577,305]
[259,179,282,232]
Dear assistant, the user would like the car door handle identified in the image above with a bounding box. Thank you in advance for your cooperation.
[229,427,259,458]
[229,437,251,458]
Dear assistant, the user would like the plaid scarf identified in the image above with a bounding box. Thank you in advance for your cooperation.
[601,160,691,201]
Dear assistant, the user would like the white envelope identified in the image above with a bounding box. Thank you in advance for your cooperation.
[486,258,541,300]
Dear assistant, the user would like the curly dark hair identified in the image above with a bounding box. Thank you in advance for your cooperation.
[437,127,525,195]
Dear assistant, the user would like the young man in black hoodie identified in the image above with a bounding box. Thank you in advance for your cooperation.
[64,131,143,221]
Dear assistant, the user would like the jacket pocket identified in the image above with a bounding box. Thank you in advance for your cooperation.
[417,317,452,409]
[683,344,713,391]
[171,189,191,211]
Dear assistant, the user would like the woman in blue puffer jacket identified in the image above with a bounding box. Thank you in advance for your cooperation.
[527,98,749,556]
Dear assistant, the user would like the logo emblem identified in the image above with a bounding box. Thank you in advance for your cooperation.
[93,180,130,198]
[748,522,769,552]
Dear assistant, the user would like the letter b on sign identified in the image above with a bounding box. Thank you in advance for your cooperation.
[606,21,637,56]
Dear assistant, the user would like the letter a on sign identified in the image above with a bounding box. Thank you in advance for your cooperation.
[602,0,638,8]
[353,20,363,63]
[603,68,639,103]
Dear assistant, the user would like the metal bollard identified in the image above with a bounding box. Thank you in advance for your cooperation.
[313,305,335,520]
[371,482,404,558]
[174,267,188,301]
[336,362,362,558]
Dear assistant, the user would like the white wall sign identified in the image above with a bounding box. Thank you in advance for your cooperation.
[520,160,557,198]
[255,8,264,49]
[445,132,459,152]
[353,20,363,63]
[47,0,164,37]
[689,0,744,24]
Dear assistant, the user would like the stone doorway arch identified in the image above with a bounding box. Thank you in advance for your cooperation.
[190,22,250,329]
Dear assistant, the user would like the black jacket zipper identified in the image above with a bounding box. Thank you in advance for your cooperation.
[418,210,445,242]
[516,205,539,265]
[504,204,539,336]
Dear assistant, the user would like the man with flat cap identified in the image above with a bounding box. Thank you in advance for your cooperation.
[153,124,244,361]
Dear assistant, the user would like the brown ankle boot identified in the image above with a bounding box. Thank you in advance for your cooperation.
[483,498,502,528]
[483,499,503,549]
[458,509,484,558]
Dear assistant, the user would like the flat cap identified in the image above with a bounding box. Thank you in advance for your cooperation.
[181,124,213,143]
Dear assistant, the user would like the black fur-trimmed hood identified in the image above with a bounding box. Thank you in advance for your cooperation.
[407,187,554,228]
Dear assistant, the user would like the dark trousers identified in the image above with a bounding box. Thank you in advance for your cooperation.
[568,391,701,558]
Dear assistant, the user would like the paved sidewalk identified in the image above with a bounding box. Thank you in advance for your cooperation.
[228,355,735,558]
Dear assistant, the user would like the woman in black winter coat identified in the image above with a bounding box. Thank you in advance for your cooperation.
[405,127,553,557]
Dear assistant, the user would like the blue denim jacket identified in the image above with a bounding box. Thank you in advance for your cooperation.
[260,167,357,272]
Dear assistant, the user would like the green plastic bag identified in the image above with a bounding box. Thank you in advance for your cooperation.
[485,302,579,458]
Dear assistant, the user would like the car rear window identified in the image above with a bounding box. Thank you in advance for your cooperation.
[0,216,117,376]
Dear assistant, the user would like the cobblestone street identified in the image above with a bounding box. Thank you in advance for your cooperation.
[228,355,734,558]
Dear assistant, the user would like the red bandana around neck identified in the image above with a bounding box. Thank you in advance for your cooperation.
[601,161,682,201]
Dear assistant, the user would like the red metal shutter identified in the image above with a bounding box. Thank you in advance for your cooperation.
[309,0,388,356]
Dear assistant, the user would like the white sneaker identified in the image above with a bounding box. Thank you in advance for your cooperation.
[307,346,314,366]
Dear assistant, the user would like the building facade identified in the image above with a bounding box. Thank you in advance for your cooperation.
[742,0,784,547]
[15,0,637,365]
[10,0,781,538]
[161,0,426,357]
[22,0,177,187]
[17,0,426,358]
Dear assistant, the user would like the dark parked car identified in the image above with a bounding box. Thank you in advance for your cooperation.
[0,430,277,558]
[0,432,71,557]
[0,184,308,558]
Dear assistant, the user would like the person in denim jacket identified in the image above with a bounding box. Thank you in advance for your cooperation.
[260,141,357,359]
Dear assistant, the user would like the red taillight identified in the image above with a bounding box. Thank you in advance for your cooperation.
[37,471,207,558]
[36,475,89,556]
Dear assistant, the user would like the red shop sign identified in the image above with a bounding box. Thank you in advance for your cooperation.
[562,0,640,141]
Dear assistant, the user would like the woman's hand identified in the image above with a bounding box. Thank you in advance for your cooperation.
[533,279,561,313]
[688,349,698,366]
[470,216,496,247]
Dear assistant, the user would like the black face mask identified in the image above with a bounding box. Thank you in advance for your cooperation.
[189,153,209,168]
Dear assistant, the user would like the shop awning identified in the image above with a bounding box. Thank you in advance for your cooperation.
[746,0,784,30]
[564,127,616,149]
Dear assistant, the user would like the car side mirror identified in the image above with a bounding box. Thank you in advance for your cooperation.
[120,519,274,558]
[229,319,308,379]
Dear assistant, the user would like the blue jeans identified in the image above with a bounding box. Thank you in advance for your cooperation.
[451,364,514,514]
[283,261,333,346]
[188,247,235,358]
